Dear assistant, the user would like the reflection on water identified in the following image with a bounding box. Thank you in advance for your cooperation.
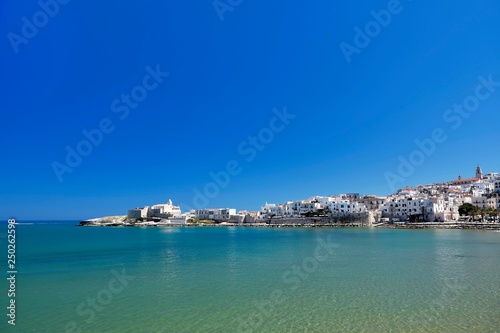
[159,227,182,234]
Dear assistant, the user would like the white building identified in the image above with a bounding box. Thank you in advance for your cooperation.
[430,197,459,222]
[326,201,366,214]
[483,172,499,181]
[260,203,282,218]
[489,194,500,209]
[472,196,489,209]
[195,208,236,221]
[471,182,494,196]
[238,210,259,223]
[127,206,151,218]
[360,196,387,211]
[151,199,182,218]
[380,198,424,220]
[259,195,368,219]
[287,200,322,216]
[495,180,500,193]
[127,199,182,219]
[380,196,458,222]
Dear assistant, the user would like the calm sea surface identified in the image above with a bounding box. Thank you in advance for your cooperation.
[1,221,499,332]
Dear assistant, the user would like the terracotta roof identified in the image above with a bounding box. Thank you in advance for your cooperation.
[452,177,479,183]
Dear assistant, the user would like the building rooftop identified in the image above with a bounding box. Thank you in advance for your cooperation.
[452,177,479,184]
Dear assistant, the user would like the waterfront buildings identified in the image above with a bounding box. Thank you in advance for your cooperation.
[125,165,499,223]
[259,165,499,223]
[194,208,236,221]
[127,199,182,219]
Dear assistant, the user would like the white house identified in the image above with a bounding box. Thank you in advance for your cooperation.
[326,201,366,214]
[127,199,182,219]
[483,172,499,181]
[360,196,387,211]
[195,208,236,221]
[127,206,151,218]
[471,182,494,195]
[151,199,182,218]
[472,196,489,209]
[494,180,500,193]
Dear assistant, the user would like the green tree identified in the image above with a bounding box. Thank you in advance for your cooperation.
[469,206,479,221]
[458,203,477,216]
[487,208,499,223]
[479,208,487,222]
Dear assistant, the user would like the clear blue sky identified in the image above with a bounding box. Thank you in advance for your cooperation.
[1,0,499,220]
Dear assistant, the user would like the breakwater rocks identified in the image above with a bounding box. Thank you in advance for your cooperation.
[79,216,500,230]
[382,222,500,230]
[78,221,369,228]
[78,216,371,228]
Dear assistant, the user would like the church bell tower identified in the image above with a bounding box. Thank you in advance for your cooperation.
[476,165,482,179]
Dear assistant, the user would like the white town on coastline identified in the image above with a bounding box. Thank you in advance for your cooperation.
[82,165,500,226]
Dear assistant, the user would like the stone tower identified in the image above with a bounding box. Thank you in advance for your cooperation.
[476,165,482,179]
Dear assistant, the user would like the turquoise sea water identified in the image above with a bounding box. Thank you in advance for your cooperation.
[1,222,499,332]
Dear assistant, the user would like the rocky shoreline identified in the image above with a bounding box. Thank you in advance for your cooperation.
[78,217,500,230]
[382,222,500,230]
